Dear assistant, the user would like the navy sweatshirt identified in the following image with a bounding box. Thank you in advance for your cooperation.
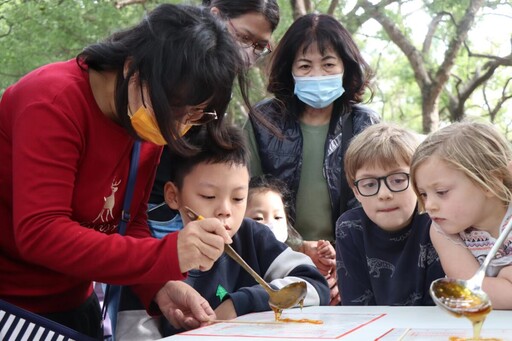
[163,218,330,336]
[335,207,445,306]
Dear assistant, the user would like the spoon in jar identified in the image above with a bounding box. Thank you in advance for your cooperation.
[184,206,307,317]
[430,218,512,338]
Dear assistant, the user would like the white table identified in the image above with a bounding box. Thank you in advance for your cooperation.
[161,306,511,340]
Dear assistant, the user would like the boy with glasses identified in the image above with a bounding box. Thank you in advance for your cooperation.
[335,123,444,306]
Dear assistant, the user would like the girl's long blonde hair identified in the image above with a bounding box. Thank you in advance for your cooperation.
[410,121,512,212]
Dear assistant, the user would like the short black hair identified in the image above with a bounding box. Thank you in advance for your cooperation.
[169,125,249,189]
[248,174,293,222]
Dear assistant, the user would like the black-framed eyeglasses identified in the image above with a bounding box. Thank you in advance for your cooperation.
[354,172,410,197]
[227,20,272,58]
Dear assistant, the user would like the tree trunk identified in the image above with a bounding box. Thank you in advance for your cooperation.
[327,0,339,15]
[290,0,307,19]
[422,87,439,133]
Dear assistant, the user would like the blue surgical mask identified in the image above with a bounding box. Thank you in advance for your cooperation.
[293,73,344,109]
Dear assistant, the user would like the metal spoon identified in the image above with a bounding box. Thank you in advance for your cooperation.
[430,217,512,318]
[184,206,308,312]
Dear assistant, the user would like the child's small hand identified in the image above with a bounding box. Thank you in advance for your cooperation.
[303,241,322,268]
[316,240,336,276]
[303,240,334,276]
[302,240,317,258]
[316,240,336,259]
[317,256,336,275]
[325,272,341,306]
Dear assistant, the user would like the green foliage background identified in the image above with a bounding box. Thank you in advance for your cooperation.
[1,0,511,135]
[0,0,144,92]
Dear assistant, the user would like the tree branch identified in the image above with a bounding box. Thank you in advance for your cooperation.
[484,78,512,122]
[115,0,147,9]
[343,0,397,34]
[422,12,452,55]
[290,0,307,19]
[327,0,339,16]
[447,44,512,121]
[465,37,512,66]
[433,0,485,100]
[358,0,431,89]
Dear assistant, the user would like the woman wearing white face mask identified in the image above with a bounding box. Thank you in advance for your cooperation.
[244,14,380,247]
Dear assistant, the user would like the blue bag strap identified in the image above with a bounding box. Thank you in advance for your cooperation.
[101,140,141,338]
[118,140,141,235]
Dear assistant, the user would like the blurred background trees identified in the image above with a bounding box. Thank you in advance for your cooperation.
[1,0,510,135]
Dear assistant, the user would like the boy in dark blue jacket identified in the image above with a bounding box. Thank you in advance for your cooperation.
[163,125,329,335]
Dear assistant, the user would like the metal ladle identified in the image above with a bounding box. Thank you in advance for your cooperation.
[184,207,307,314]
[430,217,512,337]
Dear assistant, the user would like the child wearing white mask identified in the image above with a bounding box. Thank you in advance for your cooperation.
[246,175,340,305]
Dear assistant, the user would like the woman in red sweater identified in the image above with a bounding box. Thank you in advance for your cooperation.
[0,4,246,339]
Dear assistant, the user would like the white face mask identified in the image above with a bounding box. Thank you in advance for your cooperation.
[265,222,289,243]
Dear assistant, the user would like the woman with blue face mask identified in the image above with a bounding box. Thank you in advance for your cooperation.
[243,13,379,269]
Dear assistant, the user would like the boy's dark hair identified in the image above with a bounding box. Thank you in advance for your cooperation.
[78,4,245,156]
[169,125,249,189]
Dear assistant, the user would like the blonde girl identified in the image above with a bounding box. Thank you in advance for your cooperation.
[411,121,512,309]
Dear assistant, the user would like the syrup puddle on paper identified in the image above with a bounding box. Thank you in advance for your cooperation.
[277,317,323,324]
[271,304,323,325]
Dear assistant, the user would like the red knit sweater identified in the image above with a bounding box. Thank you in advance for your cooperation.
[0,60,185,313]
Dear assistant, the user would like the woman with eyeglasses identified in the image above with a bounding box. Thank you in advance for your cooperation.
[213,2,276,67]
[0,4,248,339]
[243,14,380,305]
[147,0,280,239]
